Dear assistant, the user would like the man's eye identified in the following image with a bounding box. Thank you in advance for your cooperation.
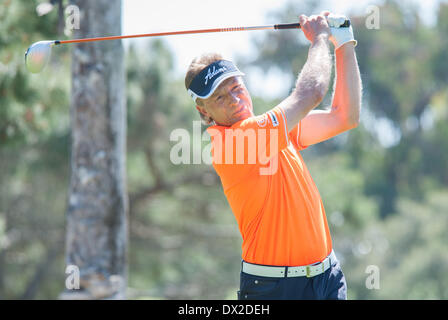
[216,95,222,101]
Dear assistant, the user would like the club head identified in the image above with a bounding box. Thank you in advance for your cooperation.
[25,40,55,73]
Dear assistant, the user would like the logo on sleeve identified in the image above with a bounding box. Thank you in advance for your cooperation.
[267,111,279,127]
[256,114,268,127]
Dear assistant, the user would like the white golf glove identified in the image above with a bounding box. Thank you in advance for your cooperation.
[327,14,357,50]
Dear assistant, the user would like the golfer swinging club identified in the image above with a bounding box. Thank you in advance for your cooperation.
[184,12,361,300]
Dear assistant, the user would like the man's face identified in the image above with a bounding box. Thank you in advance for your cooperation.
[196,76,254,126]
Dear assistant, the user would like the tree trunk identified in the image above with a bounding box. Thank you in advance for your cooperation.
[60,0,128,299]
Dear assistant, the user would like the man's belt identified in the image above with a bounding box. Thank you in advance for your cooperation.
[242,250,336,278]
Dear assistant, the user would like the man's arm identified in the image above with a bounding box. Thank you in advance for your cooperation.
[299,33,362,147]
[277,14,332,132]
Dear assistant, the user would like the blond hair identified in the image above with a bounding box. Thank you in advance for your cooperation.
[185,53,224,125]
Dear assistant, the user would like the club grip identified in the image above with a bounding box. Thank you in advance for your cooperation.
[275,19,350,29]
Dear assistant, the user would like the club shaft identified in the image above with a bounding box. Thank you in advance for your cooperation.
[56,25,276,45]
[55,20,350,45]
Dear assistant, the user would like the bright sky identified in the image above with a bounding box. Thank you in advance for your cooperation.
[122,0,441,100]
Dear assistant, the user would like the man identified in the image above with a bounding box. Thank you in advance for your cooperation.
[184,12,361,300]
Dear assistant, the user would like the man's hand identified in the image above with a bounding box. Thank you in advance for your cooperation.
[299,13,331,43]
[326,13,357,50]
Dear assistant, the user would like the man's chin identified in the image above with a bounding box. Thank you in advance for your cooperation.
[234,112,253,123]
[217,110,254,126]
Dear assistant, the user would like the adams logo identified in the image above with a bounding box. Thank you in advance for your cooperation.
[204,65,227,85]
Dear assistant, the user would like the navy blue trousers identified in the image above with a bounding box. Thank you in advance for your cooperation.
[238,258,347,300]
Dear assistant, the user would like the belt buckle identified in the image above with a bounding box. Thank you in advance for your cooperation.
[306,263,325,278]
[306,265,312,278]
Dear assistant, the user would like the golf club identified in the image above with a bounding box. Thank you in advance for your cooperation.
[25,20,350,73]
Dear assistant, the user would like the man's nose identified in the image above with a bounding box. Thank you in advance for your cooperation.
[228,91,240,105]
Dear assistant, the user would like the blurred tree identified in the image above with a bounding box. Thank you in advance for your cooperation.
[349,0,448,216]
[61,0,127,299]
[0,0,71,299]
[344,190,448,299]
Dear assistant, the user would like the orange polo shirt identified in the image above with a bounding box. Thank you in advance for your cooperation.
[206,106,332,266]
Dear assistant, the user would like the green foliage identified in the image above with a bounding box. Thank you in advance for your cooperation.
[307,151,380,232]
[355,1,440,126]
[0,0,69,147]
[346,191,448,299]
[0,0,70,299]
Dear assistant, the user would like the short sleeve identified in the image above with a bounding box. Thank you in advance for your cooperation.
[288,120,308,151]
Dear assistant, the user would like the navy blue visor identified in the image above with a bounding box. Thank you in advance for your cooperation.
[187,60,244,102]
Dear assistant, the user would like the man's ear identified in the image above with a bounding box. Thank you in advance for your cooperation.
[196,105,210,118]
[196,104,214,125]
